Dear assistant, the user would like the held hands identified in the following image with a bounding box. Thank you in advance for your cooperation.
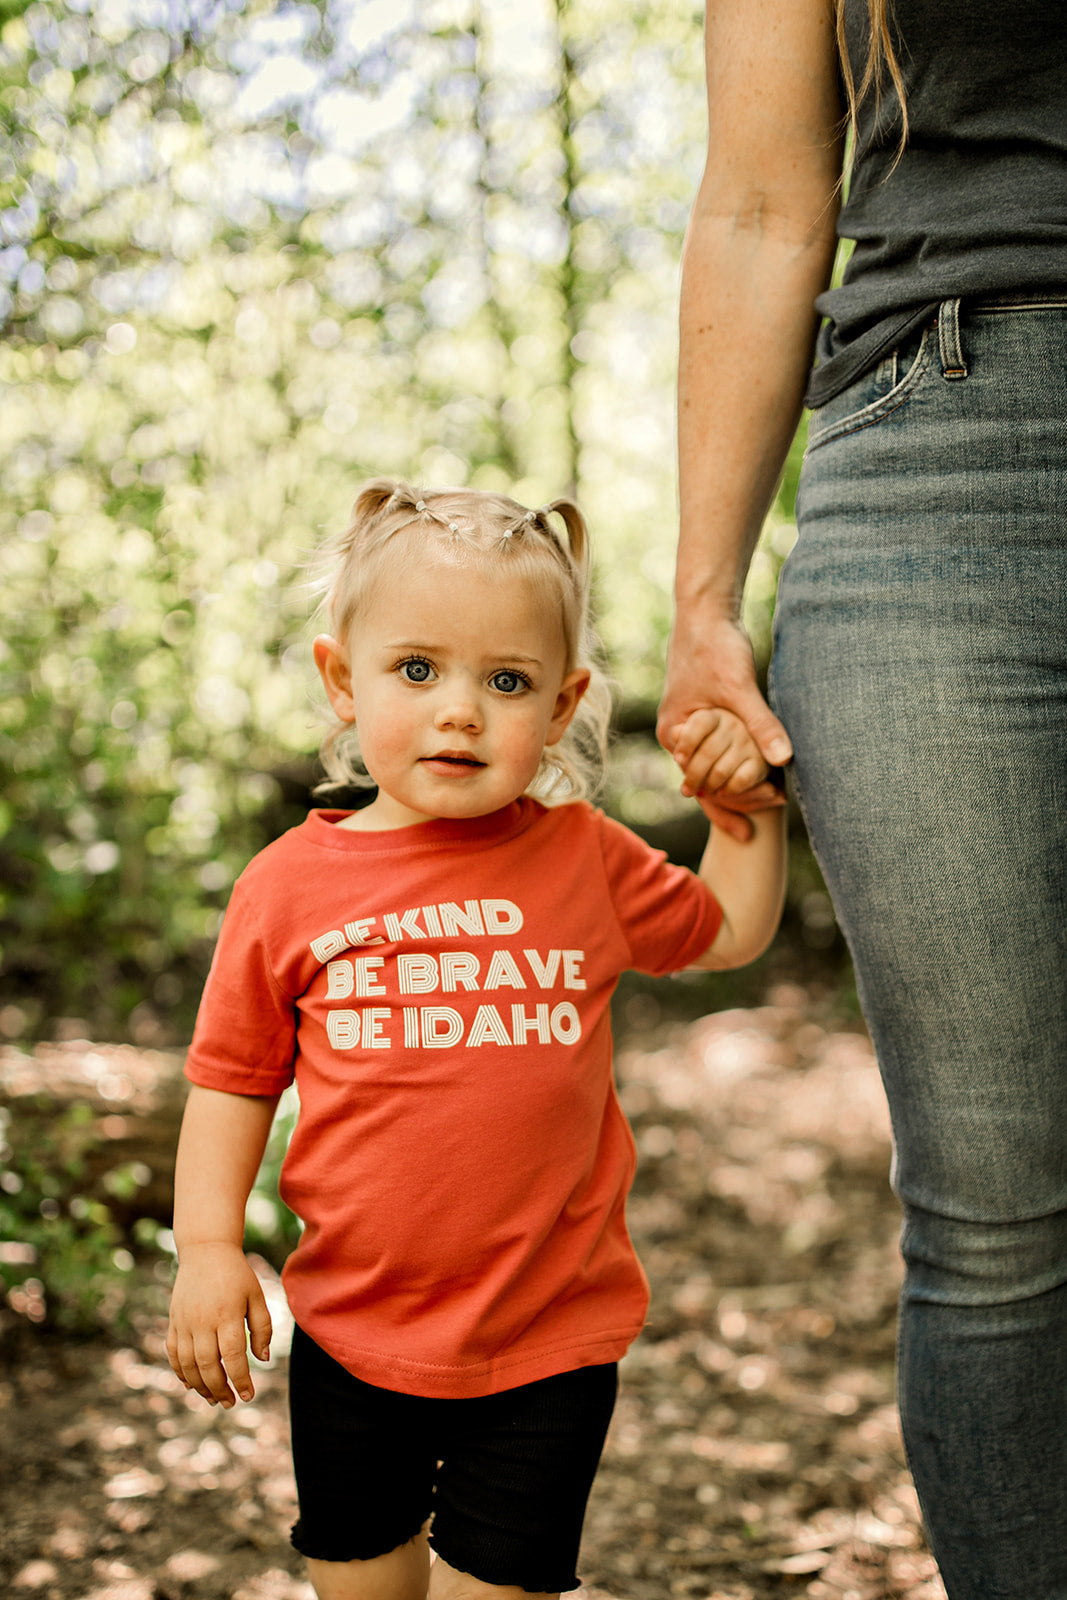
[669,707,786,835]
[672,706,768,801]
[659,614,791,840]
[167,1242,272,1408]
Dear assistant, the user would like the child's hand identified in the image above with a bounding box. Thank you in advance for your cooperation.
[671,707,769,798]
[670,708,786,841]
[167,1242,272,1408]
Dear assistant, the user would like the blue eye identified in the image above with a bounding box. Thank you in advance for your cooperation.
[491,669,529,694]
[399,658,434,683]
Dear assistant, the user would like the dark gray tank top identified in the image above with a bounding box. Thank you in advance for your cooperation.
[806,0,1067,407]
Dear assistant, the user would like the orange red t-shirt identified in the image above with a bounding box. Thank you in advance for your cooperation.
[184,799,721,1397]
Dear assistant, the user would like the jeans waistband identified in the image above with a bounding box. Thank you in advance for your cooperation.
[965,292,1067,312]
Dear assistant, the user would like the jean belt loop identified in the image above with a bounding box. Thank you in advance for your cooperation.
[938,297,968,380]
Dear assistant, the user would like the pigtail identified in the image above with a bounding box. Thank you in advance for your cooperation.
[539,498,589,578]
[351,476,409,530]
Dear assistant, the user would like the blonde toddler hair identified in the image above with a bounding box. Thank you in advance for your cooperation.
[313,477,613,805]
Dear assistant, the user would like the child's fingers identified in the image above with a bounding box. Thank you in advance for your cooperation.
[681,731,746,797]
[246,1281,273,1366]
[218,1321,256,1405]
[193,1323,242,1407]
[719,752,771,794]
[676,724,736,798]
[678,746,720,799]
[671,708,724,765]
[674,709,770,798]
[698,796,755,840]
[167,1325,216,1402]
[168,1319,239,1407]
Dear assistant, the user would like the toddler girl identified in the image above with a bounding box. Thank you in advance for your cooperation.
[167,480,786,1600]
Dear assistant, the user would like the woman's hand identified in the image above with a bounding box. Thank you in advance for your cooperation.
[658,611,792,769]
[167,1242,272,1408]
[658,610,791,839]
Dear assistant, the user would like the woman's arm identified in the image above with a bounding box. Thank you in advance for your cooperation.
[658,0,844,766]
[167,1084,281,1407]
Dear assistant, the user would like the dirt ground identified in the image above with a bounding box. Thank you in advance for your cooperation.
[0,987,947,1600]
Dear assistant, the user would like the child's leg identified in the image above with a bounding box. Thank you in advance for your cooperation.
[428,1363,618,1598]
[306,1529,430,1600]
[288,1330,437,1593]
[428,1553,555,1600]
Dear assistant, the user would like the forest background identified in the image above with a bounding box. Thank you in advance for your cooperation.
[0,10,950,1598]
[1,0,844,1054]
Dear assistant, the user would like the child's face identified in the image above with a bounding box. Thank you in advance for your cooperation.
[314,544,589,830]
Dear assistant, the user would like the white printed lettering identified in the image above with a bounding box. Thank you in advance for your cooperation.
[362,1008,391,1049]
[345,917,384,946]
[327,1010,359,1049]
[550,1002,581,1044]
[562,950,586,991]
[325,960,354,999]
[439,901,485,937]
[384,907,425,941]
[511,1003,552,1044]
[396,953,438,992]
[403,1008,420,1047]
[524,948,561,988]
[485,950,526,990]
[441,951,480,992]
[398,953,439,994]
[310,930,347,963]
[481,899,523,934]
[353,956,387,997]
[421,1007,464,1047]
[466,1004,512,1047]
[421,904,443,937]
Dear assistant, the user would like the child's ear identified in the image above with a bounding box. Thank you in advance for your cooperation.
[545,668,591,746]
[313,634,355,724]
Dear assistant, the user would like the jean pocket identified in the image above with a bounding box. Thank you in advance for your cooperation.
[806,322,935,451]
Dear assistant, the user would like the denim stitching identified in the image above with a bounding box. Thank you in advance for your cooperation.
[969,294,1067,312]
[938,298,968,380]
[806,329,934,451]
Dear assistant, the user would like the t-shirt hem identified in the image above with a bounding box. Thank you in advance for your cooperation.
[293,1320,645,1398]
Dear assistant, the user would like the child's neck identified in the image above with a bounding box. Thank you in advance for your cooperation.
[333,792,519,832]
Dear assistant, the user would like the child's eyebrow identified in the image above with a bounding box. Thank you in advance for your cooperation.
[385,640,544,667]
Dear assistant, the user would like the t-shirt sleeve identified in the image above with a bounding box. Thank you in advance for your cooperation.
[184,879,297,1096]
[596,811,722,974]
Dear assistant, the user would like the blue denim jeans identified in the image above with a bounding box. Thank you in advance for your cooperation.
[771,297,1067,1599]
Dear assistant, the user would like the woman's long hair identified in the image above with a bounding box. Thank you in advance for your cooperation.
[837,0,908,159]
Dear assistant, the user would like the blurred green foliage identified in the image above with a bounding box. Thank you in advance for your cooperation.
[0,1097,158,1332]
[0,0,838,1043]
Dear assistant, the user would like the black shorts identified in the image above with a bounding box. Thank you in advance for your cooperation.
[288,1325,618,1593]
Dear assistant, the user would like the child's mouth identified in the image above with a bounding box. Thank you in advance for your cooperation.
[422,753,486,773]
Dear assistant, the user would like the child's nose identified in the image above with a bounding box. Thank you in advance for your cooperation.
[434,683,483,732]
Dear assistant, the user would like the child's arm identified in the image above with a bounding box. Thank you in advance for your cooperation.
[672,707,788,970]
[167,1084,281,1408]
[690,803,788,970]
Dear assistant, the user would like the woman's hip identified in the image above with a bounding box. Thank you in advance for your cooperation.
[769,298,1067,1218]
